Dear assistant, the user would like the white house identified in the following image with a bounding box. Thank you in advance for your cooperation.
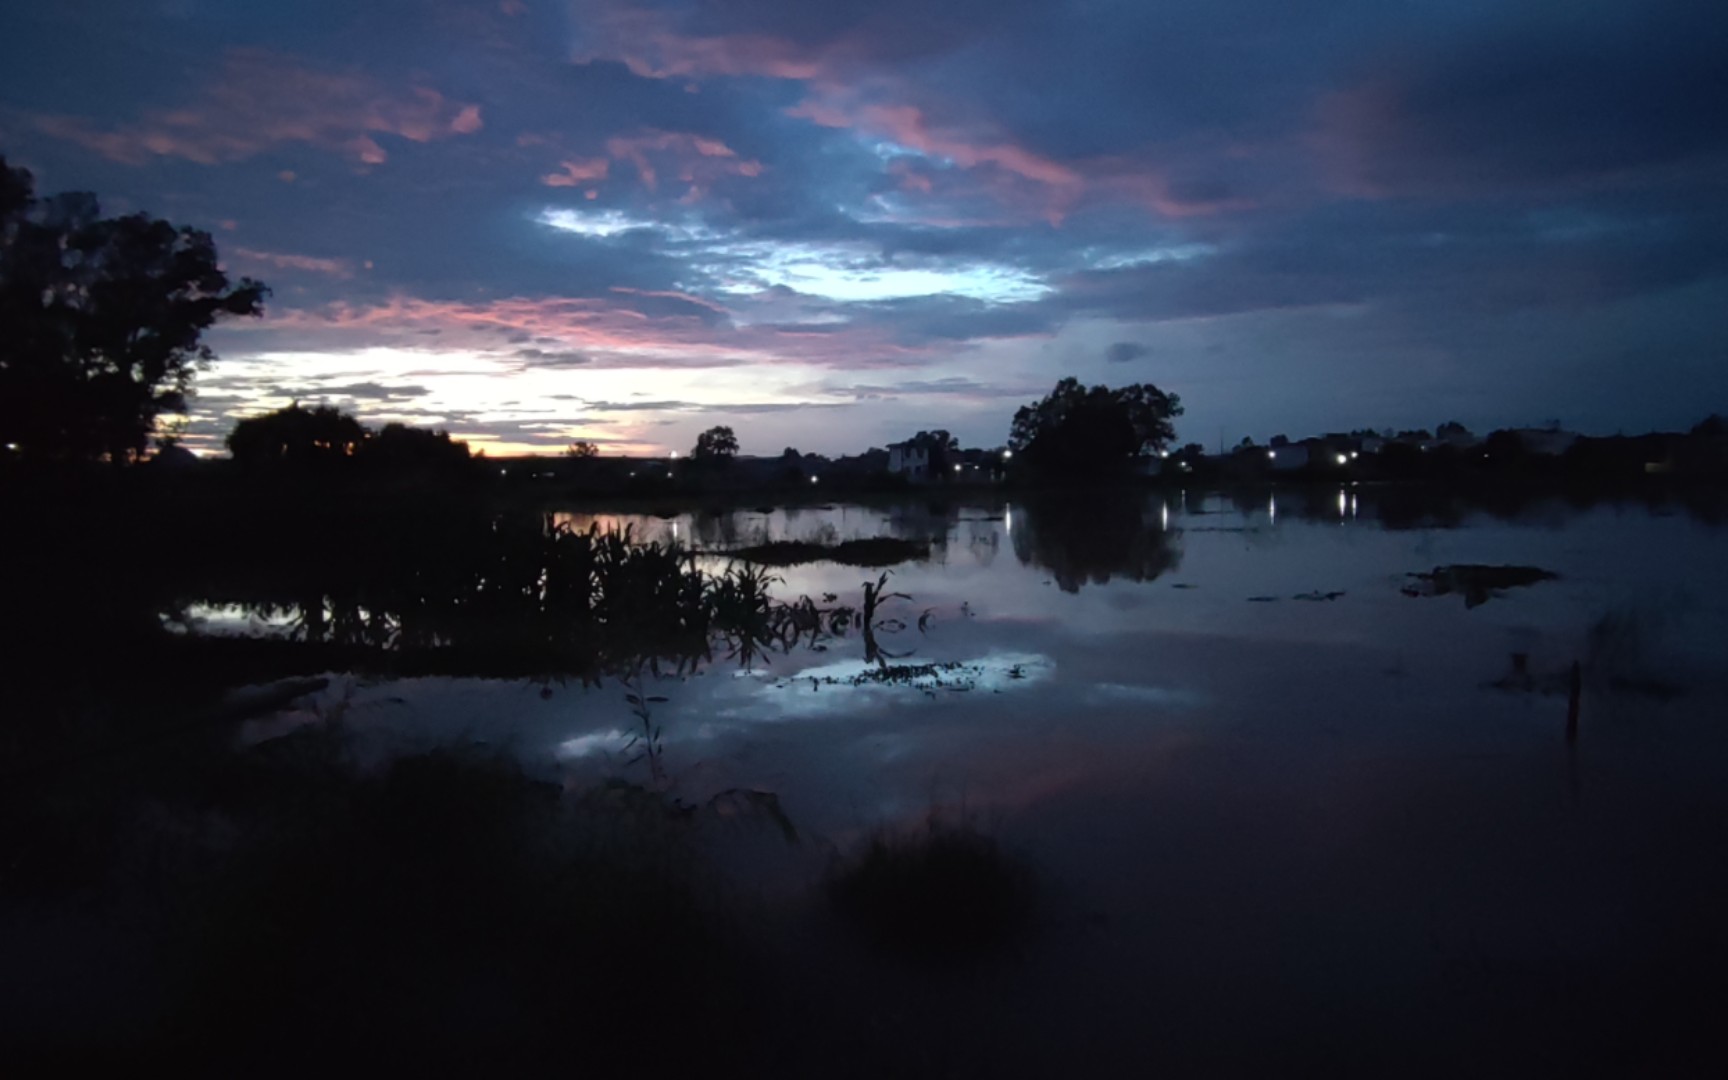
[887,442,930,481]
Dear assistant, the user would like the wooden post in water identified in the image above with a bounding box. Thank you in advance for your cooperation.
[1565,661,1582,742]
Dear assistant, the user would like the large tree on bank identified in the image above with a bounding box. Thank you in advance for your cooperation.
[1008,378,1183,474]
[0,156,266,465]
[692,425,739,462]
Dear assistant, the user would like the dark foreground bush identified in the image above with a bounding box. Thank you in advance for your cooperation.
[17,738,767,1075]
[827,819,1035,963]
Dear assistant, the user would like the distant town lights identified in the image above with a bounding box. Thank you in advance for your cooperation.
[1335,453,1349,465]
[809,475,818,484]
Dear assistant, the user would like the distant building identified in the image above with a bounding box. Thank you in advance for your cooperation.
[887,441,931,482]
[1267,444,1310,471]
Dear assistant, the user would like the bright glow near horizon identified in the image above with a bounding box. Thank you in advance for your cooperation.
[185,346,845,457]
[708,241,1050,303]
[539,207,1048,304]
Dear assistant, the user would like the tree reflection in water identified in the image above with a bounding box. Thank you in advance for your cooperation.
[1010,495,1183,592]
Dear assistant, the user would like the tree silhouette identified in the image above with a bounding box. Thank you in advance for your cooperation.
[692,425,739,461]
[226,403,365,467]
[566,440,600,458]
[0,157,266,464]
[1008,378,1182,474]
[365,422,471,470]
[902,429,960,475]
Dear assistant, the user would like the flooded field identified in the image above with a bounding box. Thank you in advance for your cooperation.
[223,489,1728,1071]
[15,488,1728,1073]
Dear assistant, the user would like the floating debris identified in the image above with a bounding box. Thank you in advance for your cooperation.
[1247,595,1279,603]
[774,659,980,694]
[1293,590,1346,602]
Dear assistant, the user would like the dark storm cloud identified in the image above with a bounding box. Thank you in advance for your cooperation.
[1313,3,1728,198]
[4,0,1726,450]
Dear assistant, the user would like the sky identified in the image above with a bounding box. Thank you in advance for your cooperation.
[1,0,1725,457]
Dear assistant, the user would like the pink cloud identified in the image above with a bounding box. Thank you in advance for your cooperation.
[30,48,484,167]
[608,286,735,318]
[572,6,1242,222]
[788,97,1084,223]
[888,158,934,193]
[245,292,922,371]
[542,157,612,187]
[573,8,828,82]
[604,130,764,192]
[450,104,485,136]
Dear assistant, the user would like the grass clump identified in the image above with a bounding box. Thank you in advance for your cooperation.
[828,817,1035,963]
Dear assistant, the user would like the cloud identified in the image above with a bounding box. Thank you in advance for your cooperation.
[267,381,429,401]
[787,99,1079,191]
[514,347,593,367]
[1310,5,1728,198]
[831,376,1040,399]
[28,48,483,167]
[10,0,1726,451]
[604,130,764,192]
[232,248,356,278]
[236,292,927,370]
[541,157,611,187]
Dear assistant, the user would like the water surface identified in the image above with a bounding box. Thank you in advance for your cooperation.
[256,490,1728,1071]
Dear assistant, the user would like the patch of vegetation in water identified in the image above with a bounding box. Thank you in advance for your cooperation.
[723,536,930,568]
[828,817,1035,964]
[776,659,990,696]
[1403,564,1559,608]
